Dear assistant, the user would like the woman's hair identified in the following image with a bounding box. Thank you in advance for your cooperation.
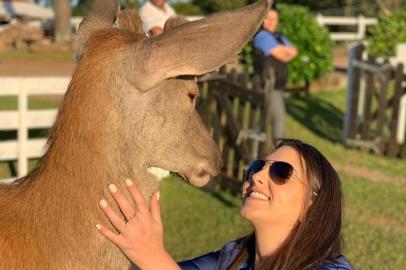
[230,139,343,270]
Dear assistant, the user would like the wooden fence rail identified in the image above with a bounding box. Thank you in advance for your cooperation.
[198,68,273,195]
[344,44,406,158]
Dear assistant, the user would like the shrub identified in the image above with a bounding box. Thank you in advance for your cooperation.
[367,11,406,58]
[277,4,333,85]
[242,4,333,85]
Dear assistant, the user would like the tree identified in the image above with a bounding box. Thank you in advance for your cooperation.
[192,0,247,14]
[376,0,405,15]
[53,0,72,43]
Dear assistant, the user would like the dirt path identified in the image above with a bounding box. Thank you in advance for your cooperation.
[0,59,75,76]
[332,161,406,186]
[346,207,406,234]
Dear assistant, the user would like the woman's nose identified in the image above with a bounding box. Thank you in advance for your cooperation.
[252,170,267,185]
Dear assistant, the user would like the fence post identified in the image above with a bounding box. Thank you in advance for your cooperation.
[387,64,404,156]
[17,83,28,177]
[357,15,366,40]
[344,43,364,141]
[316,14,323,26]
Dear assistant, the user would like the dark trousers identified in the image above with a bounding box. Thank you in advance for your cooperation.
[270,89,285,144]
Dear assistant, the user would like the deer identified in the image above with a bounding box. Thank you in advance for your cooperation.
[0,0,271,269]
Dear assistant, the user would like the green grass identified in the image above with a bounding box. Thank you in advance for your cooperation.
[0,48,73,61]
[0,96,62,110]
[1,90,406,269]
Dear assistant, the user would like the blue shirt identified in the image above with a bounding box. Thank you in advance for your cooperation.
[179,241,353,270]
[253,30,292,57]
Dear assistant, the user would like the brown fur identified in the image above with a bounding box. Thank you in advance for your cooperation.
[0,1,271,269]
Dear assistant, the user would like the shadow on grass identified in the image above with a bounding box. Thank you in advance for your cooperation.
[202,187,240,208]
[286,94,345,143]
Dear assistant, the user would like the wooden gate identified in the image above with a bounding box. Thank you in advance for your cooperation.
[344,44,406,158]
[198,68,273,195]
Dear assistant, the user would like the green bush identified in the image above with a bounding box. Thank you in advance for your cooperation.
[172,2,203,16]
[277,4,333,85]
[242,4,333,85]
[367,11,406,58]
[192,0,247,14]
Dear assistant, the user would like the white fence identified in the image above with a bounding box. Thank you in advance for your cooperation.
[0,77,69,182]
[316,14,377,41]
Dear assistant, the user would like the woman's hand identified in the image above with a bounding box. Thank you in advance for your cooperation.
[96,179,180,270]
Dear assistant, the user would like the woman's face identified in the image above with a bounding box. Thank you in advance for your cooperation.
[152,0,165,8]
[263,10,279,33]
[240,146,308,228]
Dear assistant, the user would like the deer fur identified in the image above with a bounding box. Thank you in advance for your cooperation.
[0,0,271,269]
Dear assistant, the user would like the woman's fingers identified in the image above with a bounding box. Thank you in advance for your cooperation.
[96,223,123,247]
[108,184,136,221]
[99,198,127,233]
[125,179,148,214]
[150,190,162,224]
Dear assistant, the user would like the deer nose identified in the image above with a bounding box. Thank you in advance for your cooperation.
[197,156,222,177]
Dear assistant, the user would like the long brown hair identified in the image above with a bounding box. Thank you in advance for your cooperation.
[230,139,343,270]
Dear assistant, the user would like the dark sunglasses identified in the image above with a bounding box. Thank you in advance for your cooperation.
[244,159,318,196]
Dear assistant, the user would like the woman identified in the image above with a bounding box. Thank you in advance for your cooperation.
[96,139,353,269]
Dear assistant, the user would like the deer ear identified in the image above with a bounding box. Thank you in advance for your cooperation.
[130,0,271,91]
[163,16,189,31]
[116,10,144,34]
[73,0,120,63]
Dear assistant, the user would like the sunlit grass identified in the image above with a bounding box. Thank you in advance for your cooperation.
[1,89,405,269]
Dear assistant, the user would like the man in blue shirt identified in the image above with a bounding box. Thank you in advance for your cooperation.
[253,9,297,144]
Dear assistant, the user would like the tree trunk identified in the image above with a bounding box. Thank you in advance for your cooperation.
[53,0,72,44]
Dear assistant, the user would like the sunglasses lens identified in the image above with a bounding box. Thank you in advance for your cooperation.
[269,161,293,184]
[245,160,266,181]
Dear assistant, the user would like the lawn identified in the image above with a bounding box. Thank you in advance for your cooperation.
[0,89,405,269]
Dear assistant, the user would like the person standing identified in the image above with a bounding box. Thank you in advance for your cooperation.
[138,0,176,36]
[253,9,298,144]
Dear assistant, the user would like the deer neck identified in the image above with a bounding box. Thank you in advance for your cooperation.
[29,80,157,215]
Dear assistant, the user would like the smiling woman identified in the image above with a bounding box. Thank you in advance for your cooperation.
[96,139,353,270]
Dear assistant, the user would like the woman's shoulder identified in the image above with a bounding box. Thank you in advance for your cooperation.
[317,256,353,270]
[178,241,241,270]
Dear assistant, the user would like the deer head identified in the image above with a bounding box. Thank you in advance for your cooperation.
[71,0,271,189]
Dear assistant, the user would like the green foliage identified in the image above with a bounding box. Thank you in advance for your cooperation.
[367,11,406,58]
[171,2,202,16]
[192,0,247,14]
[277,4,333,85]
[72,0,92,16]
[279,0,345,12]
[240,44,255,74]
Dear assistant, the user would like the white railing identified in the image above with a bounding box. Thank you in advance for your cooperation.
[0,77,69,182]
[316,14,377,41]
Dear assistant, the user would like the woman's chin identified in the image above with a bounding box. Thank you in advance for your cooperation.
[240,206,260,222]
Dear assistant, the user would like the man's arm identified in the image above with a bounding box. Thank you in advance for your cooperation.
[269,45,298,63]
